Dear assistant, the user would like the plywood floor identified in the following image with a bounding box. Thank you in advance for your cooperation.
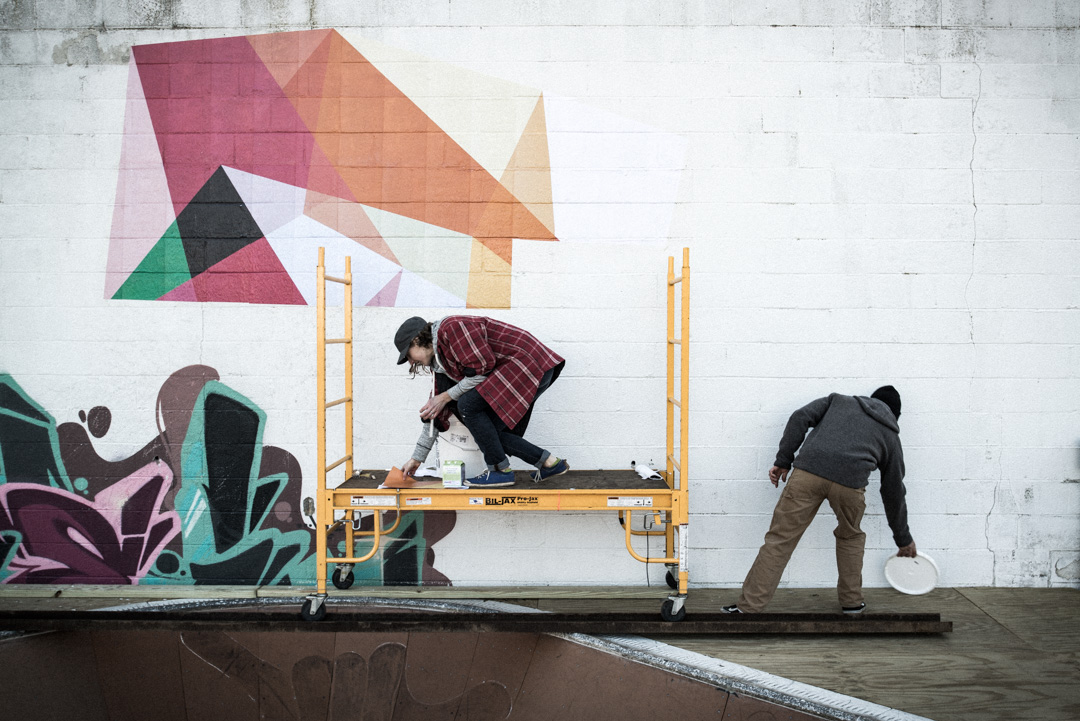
[2,586,1077,721]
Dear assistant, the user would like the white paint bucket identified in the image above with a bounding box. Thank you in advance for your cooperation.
[436,416,486,481]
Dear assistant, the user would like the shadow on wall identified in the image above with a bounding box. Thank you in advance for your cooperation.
[0,367,452,586]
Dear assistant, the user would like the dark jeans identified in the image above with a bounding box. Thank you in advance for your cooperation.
[456,368,556,470]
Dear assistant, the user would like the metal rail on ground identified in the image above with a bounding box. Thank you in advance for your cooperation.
[0,609,952,635]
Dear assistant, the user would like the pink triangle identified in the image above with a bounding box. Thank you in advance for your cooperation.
[365,270,403,307]
[134,36,321,214]
[158,279,198,302]
[105,56,177,299]
[189,237,306,305]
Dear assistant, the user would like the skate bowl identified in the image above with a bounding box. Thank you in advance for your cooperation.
[0,598,896,721]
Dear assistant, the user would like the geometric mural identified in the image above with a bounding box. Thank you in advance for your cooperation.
[106,29,560,308]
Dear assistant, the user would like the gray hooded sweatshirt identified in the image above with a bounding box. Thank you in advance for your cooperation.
[775,393,911,548]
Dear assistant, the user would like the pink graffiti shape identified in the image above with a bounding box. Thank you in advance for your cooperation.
[0,461,180,584]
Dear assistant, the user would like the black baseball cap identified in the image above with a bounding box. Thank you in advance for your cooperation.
[395,317,428,365]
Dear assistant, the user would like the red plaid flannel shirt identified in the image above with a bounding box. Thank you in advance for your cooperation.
[436,316,564,428]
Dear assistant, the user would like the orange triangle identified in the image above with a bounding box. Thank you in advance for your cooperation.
[499,94,556,236]
[247,29,332,92]
[469,184,553,264]
[304,190,399,264]
[311,31,556,245]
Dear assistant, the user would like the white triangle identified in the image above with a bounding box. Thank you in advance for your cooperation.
[222,166,308,237]
[265,215,402,306]
[396,268,467,309]
[360,204,472,302]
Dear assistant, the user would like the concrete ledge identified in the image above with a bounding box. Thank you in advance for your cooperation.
[0,585,672,600]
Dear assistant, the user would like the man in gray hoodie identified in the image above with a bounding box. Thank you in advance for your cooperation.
[724,386,916,614]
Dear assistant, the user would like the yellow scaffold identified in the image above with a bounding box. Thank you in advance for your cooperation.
[303,248,690,621]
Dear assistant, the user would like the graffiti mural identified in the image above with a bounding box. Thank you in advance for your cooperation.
[344,509,455,586]
[0,369,454,586]
[0,467,178,584]
[180,632,511,719]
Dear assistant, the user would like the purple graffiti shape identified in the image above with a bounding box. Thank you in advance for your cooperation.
[0,461,179,584]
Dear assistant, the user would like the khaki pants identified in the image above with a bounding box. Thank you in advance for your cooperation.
[737,468,866,612]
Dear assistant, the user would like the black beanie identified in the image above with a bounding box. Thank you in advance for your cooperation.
[871,385,901,419]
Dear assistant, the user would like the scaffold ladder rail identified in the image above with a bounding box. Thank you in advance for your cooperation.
[315,247,354,599]
[663,248,690,605]
[666,248,689,491]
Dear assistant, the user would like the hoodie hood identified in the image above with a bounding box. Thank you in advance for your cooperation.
[856,395,899,433]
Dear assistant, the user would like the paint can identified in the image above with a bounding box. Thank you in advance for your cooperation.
[436,416,486,482]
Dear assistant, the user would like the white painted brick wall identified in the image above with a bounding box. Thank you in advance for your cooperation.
[0,0,1077,594]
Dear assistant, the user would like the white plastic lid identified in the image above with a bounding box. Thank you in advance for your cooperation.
[884,552,940,595]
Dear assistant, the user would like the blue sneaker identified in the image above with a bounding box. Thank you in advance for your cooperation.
[533,458,569,482]
[465,468,516,488]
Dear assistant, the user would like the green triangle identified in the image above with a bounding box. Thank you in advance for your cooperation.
[112,221,192,300]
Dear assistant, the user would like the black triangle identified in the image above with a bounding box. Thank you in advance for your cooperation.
[176,167,265,277]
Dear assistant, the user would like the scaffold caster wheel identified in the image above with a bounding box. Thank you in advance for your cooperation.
[660,598,686,622]
[332,567,355,589]
[665,570,678,590]
[301,598,327,622]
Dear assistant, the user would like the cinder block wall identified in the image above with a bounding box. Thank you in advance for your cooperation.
[0,1,1077,590]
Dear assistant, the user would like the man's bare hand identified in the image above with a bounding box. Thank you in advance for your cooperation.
[769,466,790,488]
[402,459,421,477]
[420,392,451,420]
[896,542,917,558]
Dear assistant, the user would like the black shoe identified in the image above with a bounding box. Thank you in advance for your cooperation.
[720,604,743,614]
[842,602,866,614]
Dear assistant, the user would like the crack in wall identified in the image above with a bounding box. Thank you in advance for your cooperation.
[962,62,999,585]
[984,442,1002,587]
[964,62,982,344]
